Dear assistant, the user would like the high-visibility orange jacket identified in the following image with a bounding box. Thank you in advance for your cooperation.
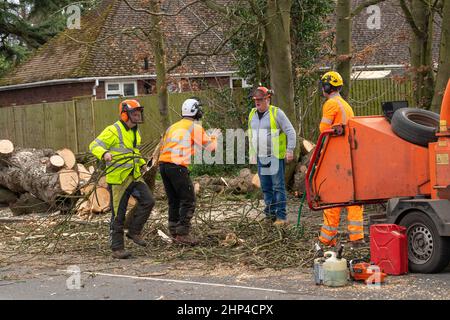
[320,93,355,132]
[159,119,217,167]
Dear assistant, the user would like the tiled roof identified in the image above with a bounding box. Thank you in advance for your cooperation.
[351,0,440,67]
[0,0,442,87]
[0,0,236,86]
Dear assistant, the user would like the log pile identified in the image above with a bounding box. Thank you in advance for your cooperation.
[0,139,96,216]
[292,138,316,196]
[194,168,260,195]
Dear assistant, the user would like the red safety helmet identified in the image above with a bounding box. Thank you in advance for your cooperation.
[119,99,144,122]
[252,86,273,99]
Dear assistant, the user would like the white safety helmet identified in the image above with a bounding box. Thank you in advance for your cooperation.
[181,98,203,119]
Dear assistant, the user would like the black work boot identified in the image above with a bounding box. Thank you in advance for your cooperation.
[126,233,148,247]
[112,249,132,259]
[174,234,199,246]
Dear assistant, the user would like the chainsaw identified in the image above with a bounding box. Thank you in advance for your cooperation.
[349,259,387,285]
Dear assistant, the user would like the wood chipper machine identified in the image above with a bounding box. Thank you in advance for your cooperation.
[306,80,450,273]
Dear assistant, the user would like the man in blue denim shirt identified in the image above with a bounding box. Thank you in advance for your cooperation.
[248,87,296,225]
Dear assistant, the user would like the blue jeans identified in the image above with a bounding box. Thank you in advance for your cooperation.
[257,157,287,220]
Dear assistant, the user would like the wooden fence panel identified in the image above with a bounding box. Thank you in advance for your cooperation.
[44,101,69,150]
[0,106,15,141]
[63,101,78,152]
[24,103,46,148]
[0,80,414,151]
[92,98,120,136]
[74,97,95,152]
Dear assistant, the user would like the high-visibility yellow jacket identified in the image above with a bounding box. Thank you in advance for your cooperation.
[248,105,287,159]
[320,93,355,133]
[159,118,217,167]
[89,120,146,185]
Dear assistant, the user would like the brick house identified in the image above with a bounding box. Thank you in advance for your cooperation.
[0,0,242,107]
[0,0,442,107]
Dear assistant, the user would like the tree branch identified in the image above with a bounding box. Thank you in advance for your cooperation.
[399,0,427,38]
[122,0,202,16]
[167,22,243,73]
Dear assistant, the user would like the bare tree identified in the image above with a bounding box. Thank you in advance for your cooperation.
[431,0,450,112]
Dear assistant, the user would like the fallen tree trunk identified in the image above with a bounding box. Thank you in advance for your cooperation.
[292,147,315,196]
[10,193,51,216]
[0,186,18,205]
[0,145,79,204]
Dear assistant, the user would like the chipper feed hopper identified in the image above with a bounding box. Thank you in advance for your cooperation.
[306,80,450,273]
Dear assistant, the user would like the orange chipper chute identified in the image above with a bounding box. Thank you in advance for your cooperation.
[306,79,450,210]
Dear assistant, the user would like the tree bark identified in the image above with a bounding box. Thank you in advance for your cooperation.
[264,0,299,183]
[149,0,171,130]
[0,147,79,204]
[401,0,435,109]
[10,193,51,216]
[336,0,352,99]
[431,0,450,112]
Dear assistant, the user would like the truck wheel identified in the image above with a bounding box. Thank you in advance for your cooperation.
[399,211,450,273]
[391,108,439,147]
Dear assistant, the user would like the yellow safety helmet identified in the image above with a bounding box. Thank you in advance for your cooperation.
[320,71,344,94]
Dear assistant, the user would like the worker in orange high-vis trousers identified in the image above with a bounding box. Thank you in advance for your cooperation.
[318,71,365,248]
[159,97,220,246]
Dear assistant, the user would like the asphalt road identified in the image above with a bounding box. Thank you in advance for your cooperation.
[1,261,449,300]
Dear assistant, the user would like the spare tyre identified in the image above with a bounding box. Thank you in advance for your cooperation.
[391,108,440,147]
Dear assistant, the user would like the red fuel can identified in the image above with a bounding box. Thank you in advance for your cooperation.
[370,224,408,275]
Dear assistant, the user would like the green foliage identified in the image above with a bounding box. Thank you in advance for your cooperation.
[291,0,334,89]
[229,0,334,90]
[189,163,253,178]
[0,0,98,75]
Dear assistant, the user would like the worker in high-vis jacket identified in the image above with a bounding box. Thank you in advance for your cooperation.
[318,71,364,248]
[159,97,219,245]
[89,99,155,259]
[248,87,296,226]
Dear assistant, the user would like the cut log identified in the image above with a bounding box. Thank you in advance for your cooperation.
[194,182,200,195]
[88,187,110,213]
[47,155,65,172]
[77,163,92,185]
[57,148,76,169]
[143,138,162,191]
[251,174,260,189]
[59,169,79,195]
[0,187,17,205]
[0,148,79,203]
[98,176,108,188]
[302,139,316,153]
[292,149,314,196]
[0,140,14,157]
[80,183,95,195]
[10,193,51,216]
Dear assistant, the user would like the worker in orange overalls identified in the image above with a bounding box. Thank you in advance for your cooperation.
[318,71,365,248]
[159,97,219,245]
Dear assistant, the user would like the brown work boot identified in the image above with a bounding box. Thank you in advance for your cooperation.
[126,233,148,247]
[273,219,289,227]
[174,234,199,246]
[112,249,132,259]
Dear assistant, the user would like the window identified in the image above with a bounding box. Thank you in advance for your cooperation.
[230,77,252,89]
[105,81,137,99]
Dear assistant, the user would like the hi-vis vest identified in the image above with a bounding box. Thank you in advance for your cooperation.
[320,93,355,133]
[159,118,216,167]
[248,105,287,159]
[89,120,146,185]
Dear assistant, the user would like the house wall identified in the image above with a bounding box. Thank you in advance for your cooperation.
[0,76,232,107]
[0,82,95,107]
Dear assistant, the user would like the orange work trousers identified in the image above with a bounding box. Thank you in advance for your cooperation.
[319,205,364,246]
